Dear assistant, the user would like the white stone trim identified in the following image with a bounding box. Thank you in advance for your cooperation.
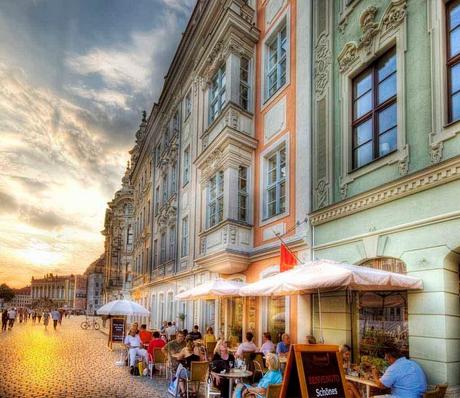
[428,0,460,164]
[337,0,409,198]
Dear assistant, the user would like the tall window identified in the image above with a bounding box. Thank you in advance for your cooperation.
[447,0,460,123]
[265,146,286,218]
[238,166,248,222]
[183,146,190,185]
[169,226,176,261]
[155,186,160,215]
[266,24,287,99]
[184,91,192,119]
[153,239,158,268]
[351,49,397,169]
[170,163,177,195]
[160,232,166,263]
[181,216,189,257]
[172,110,180,135]
[209,65,226,123]
[207,171,224,227]
[240,57,250,110]
[167,292,174,321]
[162,173,168,203]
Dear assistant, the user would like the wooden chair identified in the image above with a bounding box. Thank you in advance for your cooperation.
[253,360,266,381]
[250,383,282,398]
[206,341,217,359]
[186,361,209,398]
[153,348,168,379]
[423,384,448,398]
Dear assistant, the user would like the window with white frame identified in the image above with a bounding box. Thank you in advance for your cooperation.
[184,91,192,119]
[169,225,176,261]
[172,110,180,135]
[266,23,287,100]
[153,239,157,268]
[240,57,250,111]
[167,292,174,321]
[160,232,166,263]
[181,216,189,257]
[170,163,177,195]
[238,166,248,222]
[162,173,168,203]
[447,0,460,123]
[207,171,224,228]
[155,186,160,215]
[159,294,165,324]
[209,65,226,123]
[183,146,190,186]
[265,145,286,219]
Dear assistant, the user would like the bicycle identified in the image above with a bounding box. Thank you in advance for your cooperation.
[80,316,100,330]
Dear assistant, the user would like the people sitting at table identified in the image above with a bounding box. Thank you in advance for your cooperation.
[340,344,351,372]
[139,324,152,345]
[235,332,258,359]
[165,321,177,340]
[204,326,217,344]
[212,341,235,396]
[124,328,149,372]
[276,333,290,356]
[187,324,202,341]
[233,353,283,398]
[371,345,427,398]
[162,330,186,374]
[171,338,206,398]
[260,332,276,356]
[131,322,139,335]
[160,320,168,334]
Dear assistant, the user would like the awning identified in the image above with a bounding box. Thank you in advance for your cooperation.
[239,259,423,296]
[175,279,247,301]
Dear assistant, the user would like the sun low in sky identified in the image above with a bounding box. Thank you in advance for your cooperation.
[0,0,194,287]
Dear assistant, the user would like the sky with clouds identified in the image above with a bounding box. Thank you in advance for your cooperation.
[0,0,195,287]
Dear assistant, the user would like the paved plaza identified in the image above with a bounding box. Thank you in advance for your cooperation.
[0,316,168,398]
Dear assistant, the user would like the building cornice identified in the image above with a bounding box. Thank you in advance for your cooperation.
[310,156,460,226]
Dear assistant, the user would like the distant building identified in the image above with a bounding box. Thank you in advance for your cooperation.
[31,274,79,308]
[73,275,87,311]
[84,254,105,314]
[9,286,31,308]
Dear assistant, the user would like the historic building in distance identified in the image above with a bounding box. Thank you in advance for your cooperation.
[30,274,82,309]
[9,286,32,309]
[84,254,105,314]
[101,166,134,302]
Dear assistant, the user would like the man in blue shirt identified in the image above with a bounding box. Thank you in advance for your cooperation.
[372,346,427,398]
[276,333,291,356]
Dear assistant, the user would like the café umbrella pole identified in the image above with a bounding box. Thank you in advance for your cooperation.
[317,288,324,344]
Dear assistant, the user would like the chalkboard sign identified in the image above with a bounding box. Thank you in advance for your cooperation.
[280,345,349,398]
[109,317,125,349]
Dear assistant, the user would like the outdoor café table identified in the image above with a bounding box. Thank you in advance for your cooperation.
[345,375,380,398]
[211,369,253,398]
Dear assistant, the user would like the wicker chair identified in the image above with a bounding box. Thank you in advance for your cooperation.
[250,383,282,398]
[186,361,210,398]
[423,384,448,398]
[206,341,217,359]
[153,348,168,378]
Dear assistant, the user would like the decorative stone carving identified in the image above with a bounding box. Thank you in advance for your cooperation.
[315,178,329,208]
[200,237,207,254]
[429,133,444,164]
[337,0,407,74]
[311,156,460,226]
[340,179,348,200]
[222,227,228,245]
[398,145,409,176]
[314,32,331,99]
[201,149,223,181]
[224,108,239,130]
[229,225,237,245]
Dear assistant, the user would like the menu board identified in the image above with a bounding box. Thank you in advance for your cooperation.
[280,345,349,398]
[109,317,125,349]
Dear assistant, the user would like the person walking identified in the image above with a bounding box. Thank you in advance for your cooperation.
[58,309,64,325]
[37,310,42,324]
[1,309,8,331]
[7,308,17,330]
[50,309,60,330]
[43,310,50,330]
[31,310,37,324]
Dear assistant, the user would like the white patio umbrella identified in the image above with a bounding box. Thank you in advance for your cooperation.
[175,279,247,300]
[239,259,423,296]
[96,299,149,316]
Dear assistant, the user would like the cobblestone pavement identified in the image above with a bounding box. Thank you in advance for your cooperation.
[0,316,169,398]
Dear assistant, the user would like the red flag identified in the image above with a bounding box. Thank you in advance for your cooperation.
[280,243,297,272]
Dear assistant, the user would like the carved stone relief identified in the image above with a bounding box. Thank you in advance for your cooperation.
[314,32,331,99]
[315,178,330,208]
[429,133,444,164]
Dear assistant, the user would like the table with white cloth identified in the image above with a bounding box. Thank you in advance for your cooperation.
[211,369,253,398]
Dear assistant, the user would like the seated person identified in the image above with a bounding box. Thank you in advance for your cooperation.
[165,321,177,340]
[372,345,427,398]
[276,333,290,356]
[339,344,351,372]
[139,324,152,345]
[124,328,148,371]
[259,333,276,356]
[212,342,236,396]
[233,353,282,398]
[188,324,202,341]
[204,326,217,344]
[147,331,166,357]
[131,322,139,334]
[162,331,186,374]
[235,332,258,359]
